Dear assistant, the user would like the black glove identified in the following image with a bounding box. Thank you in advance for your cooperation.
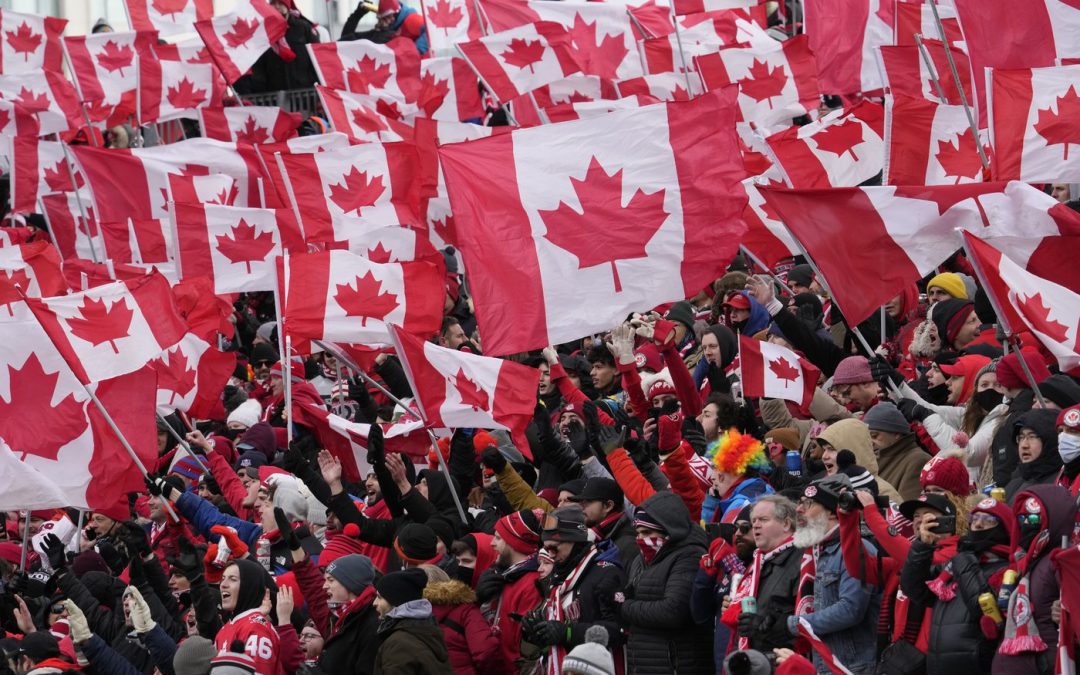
[145,475,176,501]
[10,570,54,598]
[480,445,507,472]
[566,419,591,459]
[868,356,904,388]
[41,533,67,570]
[166,536,205,582]
[347,375,373,408]
[896,398,931,423]
[582,401,603,456]
[274,507,302,552]
[96,539,128,575]
[474,568,506,604]
[596,424,628,457]
[366,422,385,467]
[736,611,760,638]
[118,522,151,559]
[284,433,317,473]
[522,609,565,647]
[83,525,98,542]
[681,417,707,455]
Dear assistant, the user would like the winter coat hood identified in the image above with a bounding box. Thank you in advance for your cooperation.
[424,580,477,606]
[636,491,699,544]
[818,419,878,474]
[1012,483,1077,560]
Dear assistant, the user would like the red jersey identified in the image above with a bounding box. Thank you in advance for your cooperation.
[215,609,280,675]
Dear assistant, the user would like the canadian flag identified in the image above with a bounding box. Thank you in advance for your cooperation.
[695,34,820,134]
[253,132,352,210]
[337,226,441,264]
[614,72,700,102]
[26,273,188,384]
[417,57,485,122]
[504,73,616,127]
[168,172,238,208]
[63,31,159,127]
[420,0,486,55]
[279,250,445,346]
[438,89,747,355]
[10,137,82,214]
[742,176,800,269]
[139,57,219,123]
[0,307,157,510]
[388,325,541,458]
[671,0,760,15]
[275,141,420,244]
[964,231,1079,372]
[884,94,985,186]
[739,336,819,411]
[0,71,82,136]
[125,0,214,38]
[317,86,414,143]
[0,436,69,511]
[804,0,892,95]
[39,192,104,264]
[990,64,1080,182]
[172,202,283,294]
[0,10,67,75]
[98,217,174,265]
[878,39,973,107]
[199,106,303,144]
[0,99,39,138]
[308,37,421,101]
[456,21,584,104]
[0,241,68,314]
[642,13,774,76]
[893,1,964,50]
[479,0,642,81]
[759,181,1068,325]
[766,100,885,188]
[293,401,430,482]
[151,333,236,417]
[628,3,769,40]
[193,0,287,84]
[539,96,657,125]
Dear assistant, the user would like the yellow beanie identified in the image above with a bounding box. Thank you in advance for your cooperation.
[926,272,967,300]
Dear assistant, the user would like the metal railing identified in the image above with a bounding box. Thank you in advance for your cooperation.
[238,88,322,119]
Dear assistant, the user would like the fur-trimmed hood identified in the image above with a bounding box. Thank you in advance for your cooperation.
[423,579,477,606]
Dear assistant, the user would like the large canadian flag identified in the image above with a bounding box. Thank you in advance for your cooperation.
[275,142,420,244]
[990,64,1080,182]
[417,57,485,122]
[456,21,584,104]
[878,40,973,107]
[388,325,541,458]
[26,273,188,384]
[308,37,421,102]
[766,100,884,188]
[253,132,352,210]
[199,106,302,144]
[694,34,820,134]
[739,336,819,411]
[0,241,68,313]
[438,89,746,355]
[0,304,157,510]
[63,31,159,126]
[279,250,445,346]
[151,333,236,417]
[172,202,283,294]
[193,0,287,84]
[420,0,486,54]
[124,0,214,38]
[0,71,82,136]
[0,9,67,75]
[139,57,220,123]
[964,231,1079,372]
[884,94,985,186]
[804,0,892,95]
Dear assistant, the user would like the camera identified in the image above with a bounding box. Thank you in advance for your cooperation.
[931,515,956,535]
[837,489,889,511]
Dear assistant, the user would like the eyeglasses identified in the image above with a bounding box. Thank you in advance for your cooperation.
[299,631,322,641]
[1017,432,1041,443]
[970,514,1000,526]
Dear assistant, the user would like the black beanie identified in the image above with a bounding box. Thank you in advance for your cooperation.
[376,568,428,607]
[425,516,455,553]
[393,524,438,565]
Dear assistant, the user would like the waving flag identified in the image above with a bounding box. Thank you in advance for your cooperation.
[417,57,484,121]
[420,0,485,54]
[739,336,819,412]
[438,89,746,355]
[0,437,69,511]
[253,132,352,210]
[893,0,963,49]
[10,138,80,214]
[172,202,283,293]
[64,31,159,126]
[39,192,104,264]
[742,177,801,269]
[456,21,584,104]
[0,241,68,312]
[199,106,302,144]
[884,94,985,186]
[766,100,885,188]
[0,71,82,136]
[316,86,413,143]
[804,0,892,95]
[151,333,236,417]
[139,58,220,123]
[308,37,421,101]
[125,0,214,38]
[0,10,67,75]
[98,217,174,265]
[194,0,287,84]
[990,64,1080,182]
[388,325,540,458]
[878,40,972,106]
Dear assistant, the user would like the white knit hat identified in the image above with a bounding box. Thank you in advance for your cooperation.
[227,399,262,429]
[561,626,614,675]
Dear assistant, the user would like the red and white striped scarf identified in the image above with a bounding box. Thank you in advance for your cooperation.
[545,546,601,675]
[736,536,796,650]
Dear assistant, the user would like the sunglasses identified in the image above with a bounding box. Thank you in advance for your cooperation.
[252,360,273,368]
[734,522,752,534]
[1017,514,1042,527]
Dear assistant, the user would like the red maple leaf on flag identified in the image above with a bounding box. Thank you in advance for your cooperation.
[738,60,787,109]
[768,356,799,386]
[351,106,388,134]
[540,157,668,292]
[328,167,385,215]
[234,116,270,144]
[333,271,399,326]
[1033,86,1080,161]
[1018,292,1070,343]
[453,368,489,411]
[935,132,982,183]
[671,84,690,101]
[418,71,450,116]
[813,118,866,160]
[152,0,190,18]
[0,109,9,132]
[223,17,259,49]
[96,40,135,74]
[166,77,208,109]
[14,87,49,112]
[347,56,392,94]
[501,38,546,73]
[5,22,42,60]
[43,162,75,192]
[215,219,276,273]
[0,269,30,310]
[758,197,781,223]
[66,296,134,354]
[0,353,88,462]
[152,347,197,403]
[375,99,402,120]
[565,14,628,81]
[187,46,213,64]
[427,0,464,31]
[366,241,393,263]
[432,213,455,244]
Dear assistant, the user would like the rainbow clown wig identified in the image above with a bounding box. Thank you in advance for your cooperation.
[707,429,772,477]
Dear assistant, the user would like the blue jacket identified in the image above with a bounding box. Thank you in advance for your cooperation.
[787,531,881,675]
[176,490,262,550]
[701,477,773,523]
[390,6,429,55]
[81,634,142,675]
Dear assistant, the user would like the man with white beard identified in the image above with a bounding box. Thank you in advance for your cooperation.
[786,475,881,675]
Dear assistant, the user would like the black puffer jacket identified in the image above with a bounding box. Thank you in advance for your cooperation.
[901,540,1008,672]
[746,543,802,652]
[621,492,712,675]
[991,389,1034,487]
[317,597,380,675]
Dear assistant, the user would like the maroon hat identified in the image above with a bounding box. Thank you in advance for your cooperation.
[919,455,971,496]
[93,498,130,524]
[1059,405,1080,431]
[634,343,663,372]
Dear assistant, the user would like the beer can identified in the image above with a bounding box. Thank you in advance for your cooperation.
[740,597,757,614]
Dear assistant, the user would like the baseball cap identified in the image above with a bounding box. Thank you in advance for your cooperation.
[899,493,956,521]
[570,478,624,507]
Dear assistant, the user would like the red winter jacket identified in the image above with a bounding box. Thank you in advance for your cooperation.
[426,580,502,675]
[607,441,704,519]
[492,560,543,675]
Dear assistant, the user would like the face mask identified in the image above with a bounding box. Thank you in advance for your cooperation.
[974,389,1004,411]
[961,526,1009,553]
[1060,433,1080,464]
[636,534,668,565]
[925,383,949,406]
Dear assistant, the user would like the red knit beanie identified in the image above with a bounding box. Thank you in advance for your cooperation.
[319,523,365,569]
[495,509,543,554]
[920,455,971,496]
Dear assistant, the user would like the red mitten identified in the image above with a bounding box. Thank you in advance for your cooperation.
[653,319,678,347]
[210,525,248,559]
[657,413,684,454]
[979,615,1001,640]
